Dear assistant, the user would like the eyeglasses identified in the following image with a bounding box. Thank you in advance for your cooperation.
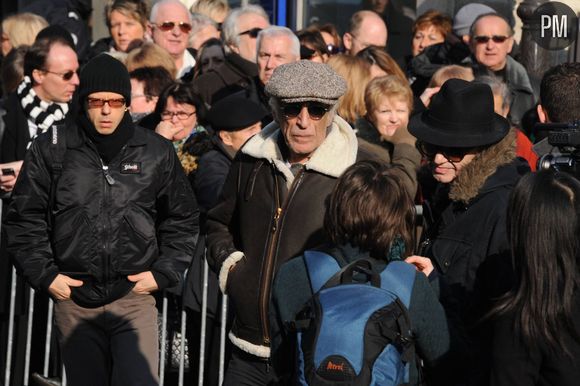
[327,44,341,55]
[473,35,510,44]
[154,21,192,33]
[417,141,475,163]
[87,98,126,109]
[43,69,76,81]
[161,110,196,120]
[238,27,262,38]
[281,102,330,121]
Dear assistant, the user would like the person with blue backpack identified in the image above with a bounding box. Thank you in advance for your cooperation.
[270,160,459,385]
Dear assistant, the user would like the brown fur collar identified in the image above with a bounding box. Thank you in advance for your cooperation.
[449,129,516,203]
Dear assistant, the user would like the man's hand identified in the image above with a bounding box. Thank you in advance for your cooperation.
[48,274,84,300]
[155,121,183,141]
[419,86,440,108]
[405,255,435,276]
[128,271,159,294]
[0,160,23,192]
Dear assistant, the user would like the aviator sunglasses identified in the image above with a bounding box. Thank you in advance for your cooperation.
[154,21,192,33]
[238,27,262,38]
[417,141,476,163]
[43,69,76,81]
[281,102,330,120]
[473,35,510,44]
[87,98,126,109]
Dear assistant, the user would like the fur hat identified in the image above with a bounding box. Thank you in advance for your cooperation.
[79,54,131,105]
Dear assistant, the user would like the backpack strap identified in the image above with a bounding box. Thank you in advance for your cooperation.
[379,261,416,308]
[303,250,341,293]
[47,124,67,231]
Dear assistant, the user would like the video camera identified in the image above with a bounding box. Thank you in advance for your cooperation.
[535,121,580,176]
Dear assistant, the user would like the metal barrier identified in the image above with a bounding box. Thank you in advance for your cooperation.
[0,256,228,386]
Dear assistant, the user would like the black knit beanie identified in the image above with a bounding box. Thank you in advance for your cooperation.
[79,54,131,105]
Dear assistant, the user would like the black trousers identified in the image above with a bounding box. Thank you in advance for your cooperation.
[223,347,278,386]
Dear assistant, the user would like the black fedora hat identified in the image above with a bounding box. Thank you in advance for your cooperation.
[409,78,510,148]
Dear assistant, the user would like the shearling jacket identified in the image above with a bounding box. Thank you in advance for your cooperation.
[5,122,199,308]
[205,116,378,358]
[420,130,530,384]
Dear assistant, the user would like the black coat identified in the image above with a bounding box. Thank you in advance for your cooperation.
[421,133,529,384]
[1,92,79,163]
[205,118,378,356]
[491,297,580,386]
[4,122,199,308]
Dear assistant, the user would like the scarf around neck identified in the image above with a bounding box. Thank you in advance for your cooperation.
[78,112,135,165]
[17,76,69,134]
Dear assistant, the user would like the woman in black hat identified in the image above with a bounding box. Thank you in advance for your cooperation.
[408,78,530,384]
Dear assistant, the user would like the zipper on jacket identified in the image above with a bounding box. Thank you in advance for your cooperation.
[259,167,306,345]
[99,157,115,294]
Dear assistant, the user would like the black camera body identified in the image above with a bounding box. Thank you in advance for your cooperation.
[536,121,580,176]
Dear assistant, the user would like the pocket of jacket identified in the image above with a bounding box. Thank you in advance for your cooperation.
[52,210,93,271]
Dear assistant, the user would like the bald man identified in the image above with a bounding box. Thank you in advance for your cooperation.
[342,10,388,56]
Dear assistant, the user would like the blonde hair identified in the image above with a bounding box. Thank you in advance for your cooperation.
[191,0,230,24]
[105,0,150,29]
[2,13,48,49]
[126,42,177,79]
[365,75,413,118]
[327,55,371,123]
[429,65,474,87]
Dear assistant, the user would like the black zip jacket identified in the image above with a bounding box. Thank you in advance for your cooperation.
[5,123,199,308]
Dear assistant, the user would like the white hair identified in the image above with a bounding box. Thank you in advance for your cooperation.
[256,26,300,61]
[221,5,268,52]
[150,0,192,24]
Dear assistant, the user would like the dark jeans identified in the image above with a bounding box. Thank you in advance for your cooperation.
[223,347,275,386]
[54,291,159,386]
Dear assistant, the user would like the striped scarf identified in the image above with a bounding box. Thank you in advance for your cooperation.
[17,76,69,135]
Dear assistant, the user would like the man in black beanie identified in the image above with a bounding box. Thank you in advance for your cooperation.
[4,53,200,385]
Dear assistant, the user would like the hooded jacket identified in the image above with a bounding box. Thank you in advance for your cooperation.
[205,115,378,357]
[4,121,199,308]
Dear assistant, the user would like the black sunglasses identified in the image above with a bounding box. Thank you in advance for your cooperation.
[281,102,330,120]
[417,141,475,163]
[326,44,341,55]
[238,27,262,38]
[43,69,76,81]
[155,21,192,33]
[473,35,510,44]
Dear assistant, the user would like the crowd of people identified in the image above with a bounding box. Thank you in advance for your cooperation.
[0,0,579,385]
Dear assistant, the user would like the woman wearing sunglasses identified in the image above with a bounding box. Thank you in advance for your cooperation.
[408,78,529,385]
[89,0,149,59]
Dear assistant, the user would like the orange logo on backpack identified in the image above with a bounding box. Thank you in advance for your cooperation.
[326,361,344,372]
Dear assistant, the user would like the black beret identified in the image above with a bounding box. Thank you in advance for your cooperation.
[208,94,268,132]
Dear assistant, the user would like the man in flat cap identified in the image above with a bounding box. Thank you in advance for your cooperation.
[205,60,379,384]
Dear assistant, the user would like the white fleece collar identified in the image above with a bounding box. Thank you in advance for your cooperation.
[242,115,358,179]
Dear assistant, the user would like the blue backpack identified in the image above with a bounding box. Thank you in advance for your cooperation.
[293,250,418,385]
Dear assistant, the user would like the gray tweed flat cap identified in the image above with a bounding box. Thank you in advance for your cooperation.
[265,60,347,105]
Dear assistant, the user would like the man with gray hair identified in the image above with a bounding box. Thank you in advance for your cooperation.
[189,12,221,51]
[205,60,379,384]
[467,13,535,127]
[222,4,270,62]
[193,5,270,106]
[256,26,300,86]
[148,0,196,78]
